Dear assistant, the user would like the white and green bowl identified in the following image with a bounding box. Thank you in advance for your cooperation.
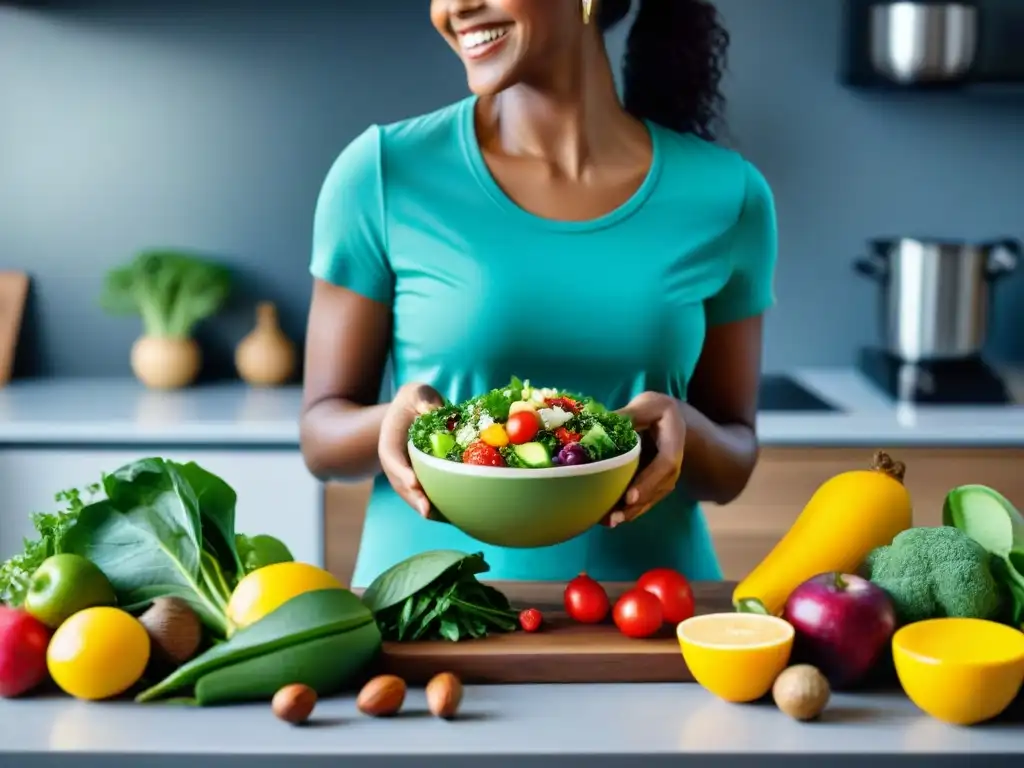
[408,440,642,548]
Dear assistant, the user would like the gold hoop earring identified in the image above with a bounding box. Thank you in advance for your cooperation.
[582,0,593,24]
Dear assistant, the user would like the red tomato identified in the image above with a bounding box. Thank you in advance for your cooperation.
[613,589,663,638]
[554,427,582,445]
[462,441,505,467]
[563,573,610,624]
[505,411,540,444]
[545,397,580,414]
[635,568,695,624]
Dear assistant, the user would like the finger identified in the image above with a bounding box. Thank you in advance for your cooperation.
[620,503,652,525]
[415,397,444,415]
[625,453,679,506]
[379,436,432,518]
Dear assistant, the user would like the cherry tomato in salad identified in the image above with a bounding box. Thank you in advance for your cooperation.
[462,441,505,467]
[613,589,663,638]
[635,568,695,624]
[480,423,509,448]
[563,573,610,624]
[545,397,581,414]
[505,410,540,444]
[554,427,582,445]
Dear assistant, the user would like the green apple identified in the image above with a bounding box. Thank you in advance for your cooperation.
[23,554,117,629]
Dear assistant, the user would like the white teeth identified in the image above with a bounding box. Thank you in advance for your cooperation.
[459,26,509,50]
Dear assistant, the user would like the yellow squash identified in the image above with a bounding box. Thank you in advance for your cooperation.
[733,450,912,616]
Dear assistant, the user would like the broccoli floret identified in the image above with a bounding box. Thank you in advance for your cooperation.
[865,526,1004,624]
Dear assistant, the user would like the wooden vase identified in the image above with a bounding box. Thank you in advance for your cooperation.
[235,301,296,387]
[131,336,201,389]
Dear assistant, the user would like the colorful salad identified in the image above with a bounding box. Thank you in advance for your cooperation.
[409,377,639,468]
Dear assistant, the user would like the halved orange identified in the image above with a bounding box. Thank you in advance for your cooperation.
[677,612,794,702]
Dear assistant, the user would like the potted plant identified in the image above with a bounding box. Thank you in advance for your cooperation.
[100,250,231,389]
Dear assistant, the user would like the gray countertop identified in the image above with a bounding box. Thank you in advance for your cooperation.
[0,372,1022,448]
[2,684,1021,766]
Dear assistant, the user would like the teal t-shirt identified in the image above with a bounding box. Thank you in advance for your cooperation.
[310,97,778,587]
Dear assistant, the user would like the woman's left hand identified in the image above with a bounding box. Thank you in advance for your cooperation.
[603,391,686,528]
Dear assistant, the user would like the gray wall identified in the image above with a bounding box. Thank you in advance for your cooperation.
[1,0,1022,379]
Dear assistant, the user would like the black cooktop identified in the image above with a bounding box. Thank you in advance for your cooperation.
[758,375,841,413]
[857,348,1011,404]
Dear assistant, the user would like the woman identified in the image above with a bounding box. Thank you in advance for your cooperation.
[300,0,777,587]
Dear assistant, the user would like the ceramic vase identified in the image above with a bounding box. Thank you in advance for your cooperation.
[235,301,296,387]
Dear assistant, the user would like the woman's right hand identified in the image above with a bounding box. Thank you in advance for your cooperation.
[379,381,446,518]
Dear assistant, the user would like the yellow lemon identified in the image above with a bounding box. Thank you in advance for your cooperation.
[677,612,794,703]
[47,607,150,701]
[226,562,343,631]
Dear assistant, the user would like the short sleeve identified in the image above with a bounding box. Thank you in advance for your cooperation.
[704,161,778,327]
[309,125,394,304]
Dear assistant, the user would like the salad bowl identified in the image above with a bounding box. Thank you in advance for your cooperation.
[408,439,642,548]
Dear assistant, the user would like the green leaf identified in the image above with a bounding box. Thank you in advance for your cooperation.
[194,622,381,705]
[361,550,483,613]
[136,588,376,703]
[62,459,228,636]
[235,534,294,574]
[175,461,244,577]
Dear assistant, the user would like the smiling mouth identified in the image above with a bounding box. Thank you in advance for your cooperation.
[457,24,512,60]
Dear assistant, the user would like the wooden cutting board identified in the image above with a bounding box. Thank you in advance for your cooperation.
[0,272,28,387]
[374,581,735,684]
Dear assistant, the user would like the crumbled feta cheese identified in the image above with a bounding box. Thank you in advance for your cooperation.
[538,407,572,430]
[455,423,479,446]
[477,413,495,431]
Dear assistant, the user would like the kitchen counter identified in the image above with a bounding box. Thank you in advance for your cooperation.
[0,372,1021,448]
[2,684,1020,767]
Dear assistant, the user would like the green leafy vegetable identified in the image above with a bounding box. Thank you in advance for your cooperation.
[943,484,1024,624]
[0,485,99,605]
[100,250,231,338]
[235,534,294,573]
[362,550,518,642]
[61,459,235,636]
[136,588,380,704]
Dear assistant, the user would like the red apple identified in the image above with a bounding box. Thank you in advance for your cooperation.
[782,572,896,689]
[0,605,51,698]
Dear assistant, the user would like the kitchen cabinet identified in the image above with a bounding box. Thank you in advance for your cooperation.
[323,447,1024,584]
[0,448,323,567]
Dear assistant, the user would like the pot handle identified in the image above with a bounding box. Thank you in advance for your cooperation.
[984,238,1021,279]
[854,254,888,280]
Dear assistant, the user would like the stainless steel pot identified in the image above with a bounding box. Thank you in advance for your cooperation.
[869,2,978,84]
[854,237,1021,362]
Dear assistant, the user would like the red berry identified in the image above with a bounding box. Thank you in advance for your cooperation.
[519,608,543,632]
[554,427,582,445]
[462,441,505,467]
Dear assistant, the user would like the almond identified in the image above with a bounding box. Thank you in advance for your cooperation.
[272,683,317,725]
[356,674,407,717]
[425,672,463,720]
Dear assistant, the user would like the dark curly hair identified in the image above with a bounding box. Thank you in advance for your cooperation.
[598,0,729,142]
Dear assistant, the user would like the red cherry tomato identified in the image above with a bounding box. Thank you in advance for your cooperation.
[613,589,663,638]
[462,441,505,467]
[635,568,695,624]
[505,411,540,444]
[563,573,610,624]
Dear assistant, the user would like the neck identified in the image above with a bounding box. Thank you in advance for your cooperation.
[478,34,632,180]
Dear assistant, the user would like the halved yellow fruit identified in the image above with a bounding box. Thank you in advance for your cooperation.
[226,562,344,632]
[677,612,794,703]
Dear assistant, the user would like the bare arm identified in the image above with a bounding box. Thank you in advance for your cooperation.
[678,313,764,505]
[299,279,392,482]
